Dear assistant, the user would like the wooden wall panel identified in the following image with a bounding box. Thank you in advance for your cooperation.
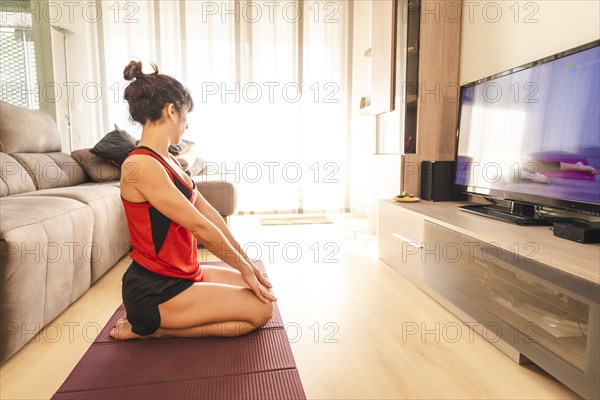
[402,0,462,196]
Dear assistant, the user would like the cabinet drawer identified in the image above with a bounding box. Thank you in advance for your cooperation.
[378,201,424,279]
[423,220,600,399]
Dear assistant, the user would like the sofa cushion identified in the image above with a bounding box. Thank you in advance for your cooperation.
[72,148,121,182]
[0,196,94,362]
[11,152,87,190]
[0,101,62,154]
[0,152,36,197]
[14,185,131,283]
[77,180,120,188]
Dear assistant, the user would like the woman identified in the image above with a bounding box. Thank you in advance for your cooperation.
[110,61,276,340]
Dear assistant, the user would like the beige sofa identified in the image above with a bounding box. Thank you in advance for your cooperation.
[0,102,236,362]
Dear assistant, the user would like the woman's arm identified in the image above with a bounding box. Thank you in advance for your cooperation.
[193,192,272,289]
[121,156,275,303]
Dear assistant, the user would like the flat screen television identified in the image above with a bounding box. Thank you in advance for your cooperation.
[455,40,600,224]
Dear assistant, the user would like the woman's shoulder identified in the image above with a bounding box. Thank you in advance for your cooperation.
[122,152,160,167]
[121,153,168,182]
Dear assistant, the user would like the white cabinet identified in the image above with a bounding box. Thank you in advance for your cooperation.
[370,0,396,115]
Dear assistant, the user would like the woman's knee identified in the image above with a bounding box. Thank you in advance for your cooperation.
[250,300,273,328]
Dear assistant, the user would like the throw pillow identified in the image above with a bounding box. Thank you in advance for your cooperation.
[71,149,121,182]
[186,157,208,177]
[168,139,195,156]
[90,125,137,166]
[174,151,196,171]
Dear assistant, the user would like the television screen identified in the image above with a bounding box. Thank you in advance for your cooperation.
[455,41,600,213]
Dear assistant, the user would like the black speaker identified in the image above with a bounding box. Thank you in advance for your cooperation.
[420,161,468,202]
[553,220,600,244]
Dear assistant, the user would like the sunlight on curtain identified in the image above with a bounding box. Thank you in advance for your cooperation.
[100,0,350,213]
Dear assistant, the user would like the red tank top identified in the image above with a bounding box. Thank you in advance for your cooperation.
[121,146,203,282]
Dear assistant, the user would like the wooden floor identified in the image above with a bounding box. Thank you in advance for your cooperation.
[0,214,579,399]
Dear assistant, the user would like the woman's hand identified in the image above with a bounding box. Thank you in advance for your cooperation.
[240,264,277,304]
[245,258,273,289]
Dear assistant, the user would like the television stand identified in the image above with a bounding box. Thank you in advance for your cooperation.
[378,200,600,399]
[458,203,553,226]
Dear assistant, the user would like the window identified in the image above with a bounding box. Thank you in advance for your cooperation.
[0,10,38,109]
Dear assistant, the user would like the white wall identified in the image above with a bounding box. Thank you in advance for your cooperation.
[349,0,375,217]
[460,0,600,84]
[348,0,402,232]
[48,0,104,151]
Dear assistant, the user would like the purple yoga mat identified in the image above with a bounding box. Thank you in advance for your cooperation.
[52,369,306,400]
[542,171,596,180]
[53,260,306,400]
[57,329,296,392]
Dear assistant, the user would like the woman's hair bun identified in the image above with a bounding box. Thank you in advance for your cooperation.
[123,61,144,81]
[123,61,192,125]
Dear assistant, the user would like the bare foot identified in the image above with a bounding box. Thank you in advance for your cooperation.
[109,318,144,341]
[561,161,597,175]
[522,171,550,184]
[574,162,597,175]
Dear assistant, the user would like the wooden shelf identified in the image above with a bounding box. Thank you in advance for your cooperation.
[402,0,462,195]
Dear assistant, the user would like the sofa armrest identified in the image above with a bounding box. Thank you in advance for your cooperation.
[193,178,237,217]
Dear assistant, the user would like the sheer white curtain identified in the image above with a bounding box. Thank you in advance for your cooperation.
[99,0,350,214]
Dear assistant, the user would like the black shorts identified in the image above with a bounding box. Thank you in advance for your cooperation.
[122,261,194,336]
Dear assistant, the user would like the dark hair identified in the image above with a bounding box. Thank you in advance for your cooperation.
[123,61,194,125]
